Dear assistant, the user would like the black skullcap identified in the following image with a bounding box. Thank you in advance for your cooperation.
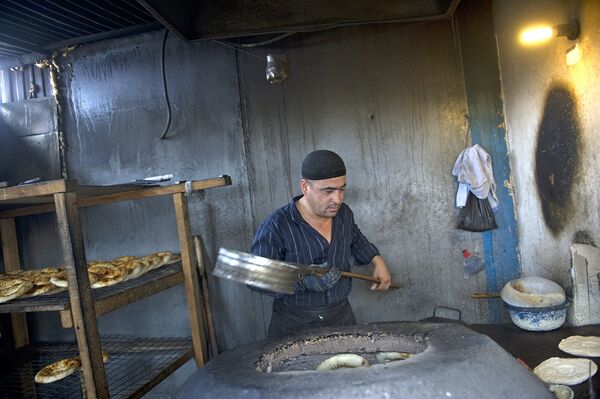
[301,150,346,180]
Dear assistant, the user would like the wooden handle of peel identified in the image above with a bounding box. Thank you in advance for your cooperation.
[471,292,501,299]
[312,269,401,289]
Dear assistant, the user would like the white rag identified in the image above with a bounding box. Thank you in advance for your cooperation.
[451,144,499,211]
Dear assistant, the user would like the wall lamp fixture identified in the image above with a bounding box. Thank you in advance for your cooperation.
[519,19,580,46]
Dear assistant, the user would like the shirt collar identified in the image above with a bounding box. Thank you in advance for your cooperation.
[289,195,304,223]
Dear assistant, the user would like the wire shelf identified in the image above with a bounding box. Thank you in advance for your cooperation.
[0,336,193,399]
[0,263,183,314]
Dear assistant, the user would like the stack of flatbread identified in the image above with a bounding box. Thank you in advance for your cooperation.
[0,251,181,303]
[0,267,65,304]
[35,351,110,384]
[49,251,181,289]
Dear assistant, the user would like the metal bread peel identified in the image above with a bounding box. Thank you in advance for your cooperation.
[213,248,400,294]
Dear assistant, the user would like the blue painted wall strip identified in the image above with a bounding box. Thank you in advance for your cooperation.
[457,0,520,322]
[483,231,499,320]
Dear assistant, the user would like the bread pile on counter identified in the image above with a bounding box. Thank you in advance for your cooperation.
[0,251,181,303]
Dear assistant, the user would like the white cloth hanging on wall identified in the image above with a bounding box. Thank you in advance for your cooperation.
[451,144,499,211]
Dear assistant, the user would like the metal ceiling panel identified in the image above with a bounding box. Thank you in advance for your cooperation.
[0,0,159,67]
[0,0,461,68]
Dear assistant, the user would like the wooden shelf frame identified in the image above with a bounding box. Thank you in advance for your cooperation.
[0,176,232,218]
[0,176,231,398]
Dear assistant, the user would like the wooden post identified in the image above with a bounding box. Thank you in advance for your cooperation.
[0,218,29,349]
[54,192,109,398]
[173,192,207,367]
[193,235,218,358]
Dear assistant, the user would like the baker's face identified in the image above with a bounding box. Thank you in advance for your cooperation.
[301,175,346,218]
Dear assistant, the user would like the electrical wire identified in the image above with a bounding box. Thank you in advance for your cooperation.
[212,39,266,61]
[239,32,296,47]
[213,19,433,65]
[159,28,172,140]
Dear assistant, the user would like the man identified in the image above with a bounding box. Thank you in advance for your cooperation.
[251,149,392,338]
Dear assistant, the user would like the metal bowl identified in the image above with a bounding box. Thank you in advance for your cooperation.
[504,300,570,331]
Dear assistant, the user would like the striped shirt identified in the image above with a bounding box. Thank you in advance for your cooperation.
[250,195,379,307]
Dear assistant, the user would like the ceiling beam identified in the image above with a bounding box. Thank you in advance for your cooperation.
[138,0,460,41]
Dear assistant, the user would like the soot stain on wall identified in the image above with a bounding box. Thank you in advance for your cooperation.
[573,230,597,247]
[535,84,582,236]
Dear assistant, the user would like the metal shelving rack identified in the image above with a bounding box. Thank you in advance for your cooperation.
[0,176,231,398]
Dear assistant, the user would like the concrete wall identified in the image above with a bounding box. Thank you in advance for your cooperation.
[493,0,600,288]
[50,19,494,343]
[238,21,492,325]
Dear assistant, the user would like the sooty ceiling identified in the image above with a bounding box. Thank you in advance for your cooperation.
[0,0,459,67]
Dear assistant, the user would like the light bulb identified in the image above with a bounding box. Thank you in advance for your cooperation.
[519,25,554,45]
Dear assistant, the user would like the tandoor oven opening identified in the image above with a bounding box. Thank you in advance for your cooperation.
[255,332,427,373]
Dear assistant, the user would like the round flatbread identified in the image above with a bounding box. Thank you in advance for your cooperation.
[35,358,81,384]
[121,259,145,280]
[0,277,34,303]
[534,357,597,385]
[559,336,600,357]
[35,351,109,384]
[316,354,369,371]
[23,268,60,285]
[49,271,68,288]
[156,251,181,266]
[140,254,164,271]
[50,270,99,288]
[20,284,66,298]
[88,262,129,288]
[111,256,137,267]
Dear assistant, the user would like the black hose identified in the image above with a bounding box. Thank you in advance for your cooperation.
[159,29,172,140]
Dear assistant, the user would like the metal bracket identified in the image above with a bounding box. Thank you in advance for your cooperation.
[184,181,192,197]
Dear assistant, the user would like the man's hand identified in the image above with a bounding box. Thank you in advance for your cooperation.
[371,255,391,291]
[295,267,342,292]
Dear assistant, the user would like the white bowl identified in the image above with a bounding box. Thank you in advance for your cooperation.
[504,300,569,331]
[501,276,565,308]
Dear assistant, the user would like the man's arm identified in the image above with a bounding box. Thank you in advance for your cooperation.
[347,209,391,291]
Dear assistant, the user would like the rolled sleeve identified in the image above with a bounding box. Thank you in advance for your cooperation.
[350,216,379,265]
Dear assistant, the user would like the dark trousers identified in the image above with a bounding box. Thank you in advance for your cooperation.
[268,298,356,339]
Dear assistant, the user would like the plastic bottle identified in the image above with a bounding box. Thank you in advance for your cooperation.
[462,249,484,279]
